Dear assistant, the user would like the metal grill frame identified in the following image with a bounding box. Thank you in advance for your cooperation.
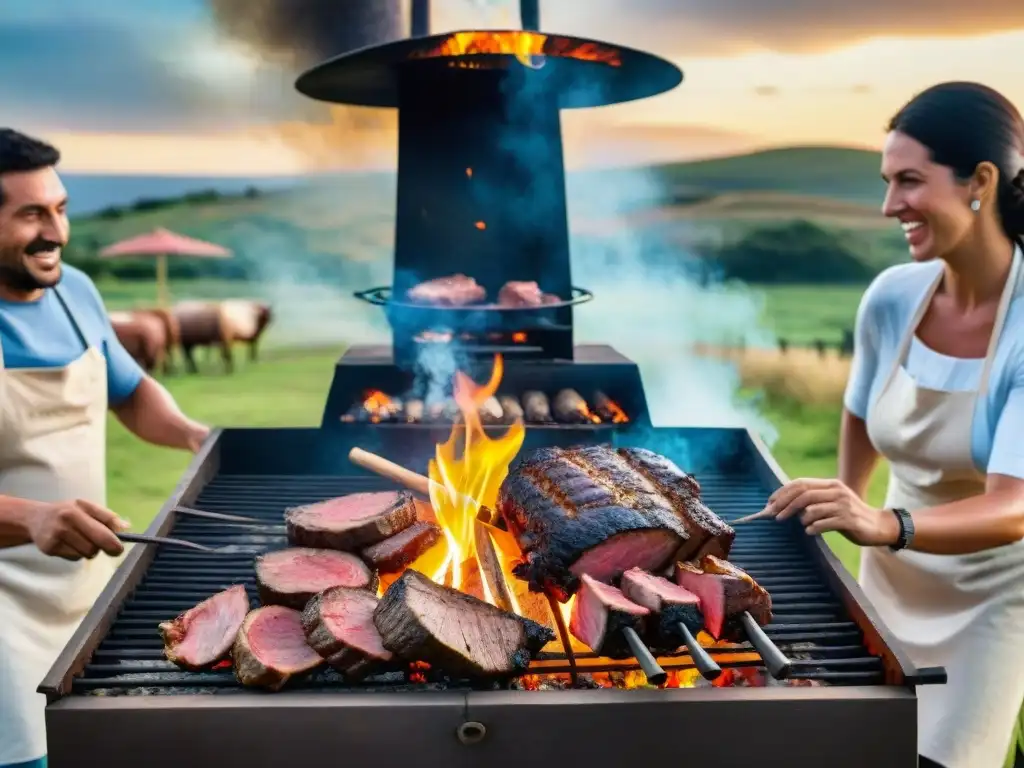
[40,425,934,767]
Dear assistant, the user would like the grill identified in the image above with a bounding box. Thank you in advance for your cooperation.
[43,427,942,767]
[41,2,945,765]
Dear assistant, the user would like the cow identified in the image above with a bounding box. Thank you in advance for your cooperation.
[172,299,273,374]
[109,310,170,374]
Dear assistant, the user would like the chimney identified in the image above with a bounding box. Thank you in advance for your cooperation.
[410,0,429,36]
[520,0,539,31]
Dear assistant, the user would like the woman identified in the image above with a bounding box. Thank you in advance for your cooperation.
[761,81,1024,768]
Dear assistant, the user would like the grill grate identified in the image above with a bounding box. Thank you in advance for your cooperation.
[72,471,885,695]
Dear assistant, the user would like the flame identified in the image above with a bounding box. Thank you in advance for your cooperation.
[409,31,622,69]
[601,398,629,424]
[512,332,527,344]
[362,390,395,423]
[475,221,487,230]
[576,400,602,424]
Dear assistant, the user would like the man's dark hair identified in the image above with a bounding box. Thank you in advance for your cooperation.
[888,82,1024,240]
[0,128,61,207]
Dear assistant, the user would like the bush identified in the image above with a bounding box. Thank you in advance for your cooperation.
[711,220,874,284]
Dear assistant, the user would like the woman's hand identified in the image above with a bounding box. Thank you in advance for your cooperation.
[762,478,900,547]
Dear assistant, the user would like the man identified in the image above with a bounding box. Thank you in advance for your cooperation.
[0,128,210,768]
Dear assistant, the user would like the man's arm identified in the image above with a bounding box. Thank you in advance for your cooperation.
[112,375,209,452]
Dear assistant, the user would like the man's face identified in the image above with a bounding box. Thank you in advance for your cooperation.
[0,167,69,296]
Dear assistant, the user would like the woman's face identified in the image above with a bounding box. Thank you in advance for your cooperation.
[880,130,975,262]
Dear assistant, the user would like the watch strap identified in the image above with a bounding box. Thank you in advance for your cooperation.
[888,507,914,551]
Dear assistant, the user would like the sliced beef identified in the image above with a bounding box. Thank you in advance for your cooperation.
[407,274,486,306]
[255,548,376,609]
[359,521,443,573]
[616,447,735,561]
[232,606,323,691]
[674,555,772,640]
[498,445,697,601]
[373,569,554,677]
[497,280,559,307]
[159,585,250,671]
[620,567,703,653]
[286,490,417,551]
[568,574,649,659]
[301,587,392,679]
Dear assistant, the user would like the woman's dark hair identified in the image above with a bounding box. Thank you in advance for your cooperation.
[0,128,61,208]
[888,81,1024,239]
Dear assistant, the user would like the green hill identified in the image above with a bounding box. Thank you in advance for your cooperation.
[66,145,898,283]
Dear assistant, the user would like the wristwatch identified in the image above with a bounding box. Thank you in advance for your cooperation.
[888,507,915,551]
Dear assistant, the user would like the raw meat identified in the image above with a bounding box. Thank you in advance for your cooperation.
[232,606,323,691]
[286,491,418,551]
[359,521,443,573]
[302,586,392,679]
[255,548,377,609]
[616,447,735,560]
[497,280,559,307]
[674,555,772,640]
[568,574,649,659]
[159,585,250,671]
[373,569,554,677]
[406,274,486,306]
[499,445,719,600]
[620,567,703,653]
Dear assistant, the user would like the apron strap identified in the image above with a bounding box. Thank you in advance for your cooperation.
[978,245,1023,397]
[51,283,92,353]
[879,264,944,395]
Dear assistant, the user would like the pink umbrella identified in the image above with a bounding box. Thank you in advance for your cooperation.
[100,228,232,307]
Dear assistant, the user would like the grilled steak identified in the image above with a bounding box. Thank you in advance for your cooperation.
[620,567,703,653]
[497,280,558,307]
[674,555,772,640]
[360,521,442,573]
[616,447,735,560]
[407,274,486,306]
[159,585,249,671]
[373,569,554,677]
[233,606,323,691]
[499,445,732,600]
[286,491,417,551]
[256,548,377,609]
[301,587,392,679]
[569,574,649,659]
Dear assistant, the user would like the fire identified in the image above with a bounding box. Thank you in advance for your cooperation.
[475,221,487,230]
[409,31,622,69]
[603,399,628,424]
[362,390,396,423]
[512,332,527,344]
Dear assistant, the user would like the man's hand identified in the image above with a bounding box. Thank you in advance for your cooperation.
[25,499,130,560]
[761,477,900,547]
[186,423,211,453]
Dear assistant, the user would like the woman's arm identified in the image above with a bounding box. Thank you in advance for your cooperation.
[838,409,879,500]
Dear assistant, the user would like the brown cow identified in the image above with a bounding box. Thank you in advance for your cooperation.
[172,299,273,374]
[109,311,168,374]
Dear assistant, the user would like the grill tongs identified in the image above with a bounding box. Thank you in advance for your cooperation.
[117,506,269,554]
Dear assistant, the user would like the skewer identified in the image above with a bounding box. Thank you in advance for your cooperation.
[546,592,578,686]
[676,622,721,681]
[620,627,667,686]
[732,508,776,525]
[740,612,791,679]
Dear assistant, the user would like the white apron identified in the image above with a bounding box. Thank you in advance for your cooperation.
[862,250,1024,768]
[0,286,117,765]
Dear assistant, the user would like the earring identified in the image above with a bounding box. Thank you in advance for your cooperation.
[971,199,981,212]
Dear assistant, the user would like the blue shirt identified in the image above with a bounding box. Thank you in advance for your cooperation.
[844,249,1024,479]
[0,265,144,405]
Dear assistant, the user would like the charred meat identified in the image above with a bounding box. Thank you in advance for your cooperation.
[407,274,486,306]
[301,587,392,680]
[373,569,554,677]
[620,567,703,653]
[499,445,732,601]
[497,280,559,307]
[674,555,772,640]
[159,585,250,671]
[285,490,417,551]
[359,521,443,574]
[255,548,377,609]
[569,574,649,659]
[232,606,323,691]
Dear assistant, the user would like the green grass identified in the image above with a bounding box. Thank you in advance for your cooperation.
[108,345,879,578]
[756,284,866,346]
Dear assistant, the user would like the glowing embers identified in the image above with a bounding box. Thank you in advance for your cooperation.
[407,31,623,69]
